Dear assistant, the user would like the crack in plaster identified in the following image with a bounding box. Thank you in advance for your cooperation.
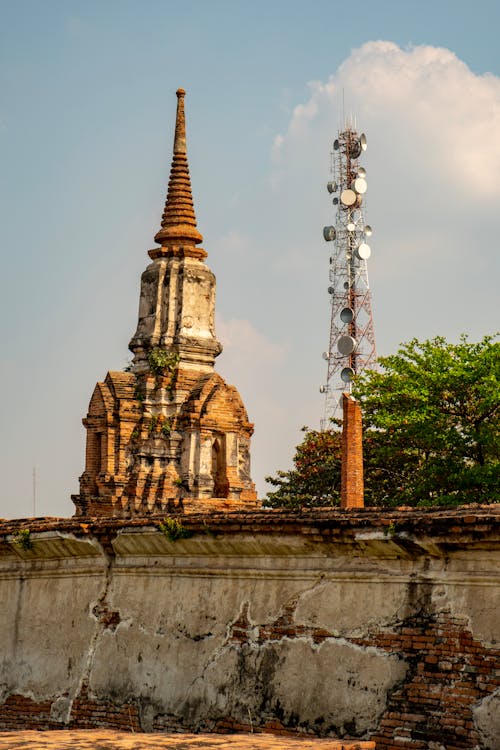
[55,535,118,725]
[180,576,403,718]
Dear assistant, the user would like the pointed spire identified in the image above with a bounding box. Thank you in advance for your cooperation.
[153,89,203,253]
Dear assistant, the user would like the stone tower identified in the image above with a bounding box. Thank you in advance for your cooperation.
[73,89,257,517]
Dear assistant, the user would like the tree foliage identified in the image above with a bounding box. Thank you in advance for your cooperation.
[357,334,499,505]
[264,335,499,508]
[264,427,341,508]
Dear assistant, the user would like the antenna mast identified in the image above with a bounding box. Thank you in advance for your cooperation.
[320,125,377,429]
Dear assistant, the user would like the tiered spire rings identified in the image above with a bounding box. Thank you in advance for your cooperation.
[151,89,205,259]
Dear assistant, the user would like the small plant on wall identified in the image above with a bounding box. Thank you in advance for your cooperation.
[148,348,180,376]
[13,529,33,551]
[158,517,192,542]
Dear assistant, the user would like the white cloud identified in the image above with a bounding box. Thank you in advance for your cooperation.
[274,42,500,198]
[270,41,500,352]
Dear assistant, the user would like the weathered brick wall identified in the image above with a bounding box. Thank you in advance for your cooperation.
[0,507,499,748]
[341,394,364,508]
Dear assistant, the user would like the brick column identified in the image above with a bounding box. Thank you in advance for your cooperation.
[341,393,364,508]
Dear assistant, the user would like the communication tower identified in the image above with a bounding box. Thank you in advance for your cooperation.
[320,126,377,429]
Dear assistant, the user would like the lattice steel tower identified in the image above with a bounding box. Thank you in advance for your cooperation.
[320,126,377,429]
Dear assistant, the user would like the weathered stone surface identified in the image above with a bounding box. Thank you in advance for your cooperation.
[473,689,500,749]
[268,640,406,736]
[1,507,499,747]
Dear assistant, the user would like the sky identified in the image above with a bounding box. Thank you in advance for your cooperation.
[1,0,499,518]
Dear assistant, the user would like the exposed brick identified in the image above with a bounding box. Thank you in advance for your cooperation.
[341,394,364,508]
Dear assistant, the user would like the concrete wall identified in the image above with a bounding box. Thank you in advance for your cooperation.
[0,507,499,749]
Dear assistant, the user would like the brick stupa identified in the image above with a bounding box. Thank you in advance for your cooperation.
[73,89,257,517]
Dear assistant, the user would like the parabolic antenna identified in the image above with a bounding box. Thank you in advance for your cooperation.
[360,133,367,151]
[352,177,367,194]
[332,197,339,205]
[337,335,357,355]
[357,167,366,178]
[350,141,362,159]
[356,243,371,260]
[340,307,354,324]
[327,181,338,193]
[340,189,356,207]
[343,281,349,290]
[347,222,355,232]
[328,286,334,295]
[323,225,336,242]
[333,139,340,150]
[341,367,355,383]
[364,225,373,237]
[322,351,330,361]
[319,385,326,394]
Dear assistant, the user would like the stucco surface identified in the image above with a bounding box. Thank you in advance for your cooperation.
[0,566,103,702]
[0,508,499,748]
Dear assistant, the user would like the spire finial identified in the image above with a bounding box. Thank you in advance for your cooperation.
[153,88,204,254]
[173,88,187,155]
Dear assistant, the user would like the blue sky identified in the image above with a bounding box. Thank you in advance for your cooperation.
[1,0,499,517]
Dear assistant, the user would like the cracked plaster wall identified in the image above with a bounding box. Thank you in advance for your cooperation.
[0,521,499,748]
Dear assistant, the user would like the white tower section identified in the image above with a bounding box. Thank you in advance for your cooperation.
[320,127,377,429]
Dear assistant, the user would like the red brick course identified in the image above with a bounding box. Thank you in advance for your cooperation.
[341,394,364,509]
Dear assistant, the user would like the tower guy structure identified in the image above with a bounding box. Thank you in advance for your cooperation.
[73,89,257,517]
[320,126,377,429]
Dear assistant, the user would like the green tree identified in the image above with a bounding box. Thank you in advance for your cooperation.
[264,427,341,508]
[264,335,499,508]
[356,334,499,505]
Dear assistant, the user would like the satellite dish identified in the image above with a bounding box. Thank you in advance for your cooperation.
[341,367,355,383]
[357,167,366,178]
[319,385,327,394]
[328,286,334,294]
[333,139,340,150]
[356,243,371,260]
[343,281,349,290]
[327,181,338,193]
[347,222,355,232]
[350,141,362,159]
[337,335,356,355]
[355,194,363,208]
[322,351,330,361]
[340,189,356,206]
[340,307,354,324]
[360,133,367,151]
[332,197,339,205]
[323,225,336,242]
[364,225,373,237]
[351,177,367,194]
